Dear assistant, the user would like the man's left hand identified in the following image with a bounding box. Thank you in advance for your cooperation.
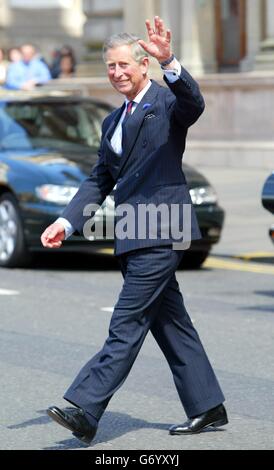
[138,16,172,64]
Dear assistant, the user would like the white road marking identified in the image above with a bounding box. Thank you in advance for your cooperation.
[0,288,19,296]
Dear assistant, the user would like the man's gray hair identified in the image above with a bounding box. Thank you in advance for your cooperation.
[102,33,148,63]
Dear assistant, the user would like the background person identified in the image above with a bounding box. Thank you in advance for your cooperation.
[5,43,51,90]
[7,47,22,63]
[50,44,76,79]
[58,54,75,78]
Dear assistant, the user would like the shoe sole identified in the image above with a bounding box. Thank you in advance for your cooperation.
[169,417,229,435]
[47,407,95,445]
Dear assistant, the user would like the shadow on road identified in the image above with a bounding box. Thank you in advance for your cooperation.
[41,410,225,450]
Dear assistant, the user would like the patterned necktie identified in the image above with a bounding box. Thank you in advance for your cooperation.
[122,101,134,149]
[124,101,134,123]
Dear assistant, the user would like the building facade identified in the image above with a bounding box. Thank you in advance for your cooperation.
[0,0,85,60]
[0,0,274,74]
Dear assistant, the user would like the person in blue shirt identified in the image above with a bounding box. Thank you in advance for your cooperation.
[5,43,51,90]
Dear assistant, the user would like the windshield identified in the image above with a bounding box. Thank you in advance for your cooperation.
[0,100,110,151]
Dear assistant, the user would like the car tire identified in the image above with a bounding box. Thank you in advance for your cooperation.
[0,192,32,268]
[179,249,210,269]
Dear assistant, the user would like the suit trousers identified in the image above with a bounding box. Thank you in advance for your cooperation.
[64,245,225,420]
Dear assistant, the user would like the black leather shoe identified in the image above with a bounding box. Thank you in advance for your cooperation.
[169,404,228,435]
[47,406,97,445]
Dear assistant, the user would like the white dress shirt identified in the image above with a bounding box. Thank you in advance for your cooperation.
[56,58,182,239]
[110,79,152,155]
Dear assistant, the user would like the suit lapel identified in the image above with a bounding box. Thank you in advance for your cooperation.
[117,81,160,178]
[102,104,125,148]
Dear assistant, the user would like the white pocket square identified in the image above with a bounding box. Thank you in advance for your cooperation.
[144,113,156,120]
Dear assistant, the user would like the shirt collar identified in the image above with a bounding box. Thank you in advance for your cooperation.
[124,80,152,107]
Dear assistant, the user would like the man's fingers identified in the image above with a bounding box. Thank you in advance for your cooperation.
[144,17,170,47]
[45,227,58,240]
[145,19,155,38]
[166,30,171,43]
[41,236,62,248]
[138,39,150,53]
[47,241,62,248]
[44,223,65,241]
[155,16,165,36]
[41,223,65,248]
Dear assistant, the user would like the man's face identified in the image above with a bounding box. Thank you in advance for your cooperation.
[105,45,149,100]
[21,45,36,63]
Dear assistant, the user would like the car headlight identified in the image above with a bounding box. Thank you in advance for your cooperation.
[36,185,78,205]
[189,186,218,205]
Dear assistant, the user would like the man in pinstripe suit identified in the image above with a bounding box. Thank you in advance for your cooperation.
[41,16,228,445]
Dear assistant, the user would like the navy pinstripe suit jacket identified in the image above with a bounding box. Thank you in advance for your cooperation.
[62,66,205,255]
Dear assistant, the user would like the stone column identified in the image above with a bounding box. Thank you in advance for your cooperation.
[123,0,162,78]
[160,0,182,58]
[79,0,123,76]
[123,0,161,37]
[265,0,274,38]
[180,0,216,75]
[240,0,262,71]
[0,0,12,47]
[254,0,274,70]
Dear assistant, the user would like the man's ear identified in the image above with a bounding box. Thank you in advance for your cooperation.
[140,56,149,75]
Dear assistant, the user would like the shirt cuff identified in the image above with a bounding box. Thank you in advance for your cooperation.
[55,217,75,240]
[162,58,182,83]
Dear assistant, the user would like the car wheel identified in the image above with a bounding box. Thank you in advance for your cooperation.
[0,192,31,268]
[180,249,210,269]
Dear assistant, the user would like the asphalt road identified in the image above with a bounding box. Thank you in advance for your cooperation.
[0,166,273,451]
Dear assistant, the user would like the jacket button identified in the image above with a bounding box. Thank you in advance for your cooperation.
[135,173,139,177]
[143,140,147,147]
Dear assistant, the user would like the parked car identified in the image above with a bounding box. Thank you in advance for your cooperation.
[0,90,225,268]
[262,171,274,245]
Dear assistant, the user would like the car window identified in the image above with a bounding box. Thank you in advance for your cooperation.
[0,100,110,151]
